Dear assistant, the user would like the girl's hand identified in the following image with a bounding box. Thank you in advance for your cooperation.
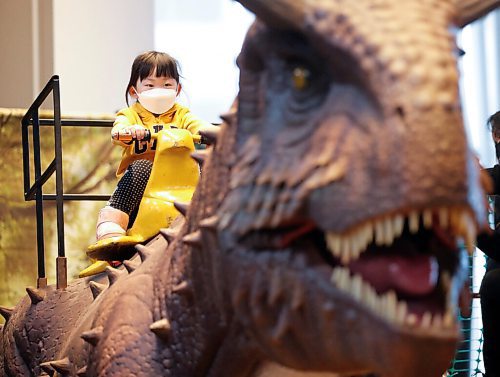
[122,125,148,140]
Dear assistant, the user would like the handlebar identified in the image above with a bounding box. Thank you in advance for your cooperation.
[111,128,201,143]
[111,129,151,143]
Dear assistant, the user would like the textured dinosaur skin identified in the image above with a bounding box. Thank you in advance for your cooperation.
[2,1,500,376]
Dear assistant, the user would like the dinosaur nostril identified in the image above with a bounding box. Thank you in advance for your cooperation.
[395,106,405,120]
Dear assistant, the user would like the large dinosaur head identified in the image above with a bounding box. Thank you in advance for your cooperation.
[213,0,497,376]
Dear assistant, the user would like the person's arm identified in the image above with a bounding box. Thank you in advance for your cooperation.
[178,111,211,136]
[477,231,500,260]
[111,111,147,146]
[176,108,218,144]
[476,165,500,260]
[485,165,500,194]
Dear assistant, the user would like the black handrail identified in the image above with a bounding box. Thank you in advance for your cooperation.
[21,75,113,289]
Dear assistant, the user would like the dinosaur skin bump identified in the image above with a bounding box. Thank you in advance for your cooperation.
[173,201,190,217]
[88,281,106,300]
[0,307,13,322]
[1,1,499,376]
[191,149,210,166]
[49,357,72,375]
[76,366,87,377]
[80,326,104,347]
[123,259,140,273]
[25,287,45,305]
[135,243,154,262]
[160,227,179,243]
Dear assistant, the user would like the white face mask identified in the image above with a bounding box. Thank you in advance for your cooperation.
[137,88,176,114]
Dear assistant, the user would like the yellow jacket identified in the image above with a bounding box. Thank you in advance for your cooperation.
[112,101,207,176]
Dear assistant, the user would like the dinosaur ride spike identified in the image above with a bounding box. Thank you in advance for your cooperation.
[76,366,88,376]
[271,309,291,344]
[81,326,103,346]
[182,230,202,247]
[172,280,193,296]
[160,228,178,243]
[0,306,14,321]
[268,269,283,306]
[291,280,305,311]
[456,0,500,27]
[39,361,55,375]
[26,286,45,305]
[219,111,235,124]
[199,215,219,230]
[135,244,153,262]
[190,150,210,166]
[149,318,171,340]
[105,266,123,286]
[173,201,189,217]
[50,357,72,375]
[231,285,247,308]
[123,259,138,273]
[199,128,220,145]
[88,281,106,299]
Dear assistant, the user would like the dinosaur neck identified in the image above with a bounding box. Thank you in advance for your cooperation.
[152,113,242,375]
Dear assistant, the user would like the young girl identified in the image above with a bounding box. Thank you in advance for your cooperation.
[96,50,209,241]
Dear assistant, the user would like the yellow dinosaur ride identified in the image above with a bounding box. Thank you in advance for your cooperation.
[80,128,200,276]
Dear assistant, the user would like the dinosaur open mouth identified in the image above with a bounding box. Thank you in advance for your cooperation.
[241,206,476,331]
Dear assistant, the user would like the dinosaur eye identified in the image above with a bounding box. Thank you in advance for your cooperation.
[292,66,311,90]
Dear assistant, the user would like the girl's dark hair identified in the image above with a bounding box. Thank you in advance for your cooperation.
[125,51,181,105]
[488,111,500,132]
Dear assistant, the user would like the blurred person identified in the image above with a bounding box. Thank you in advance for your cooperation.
[476,110,500,377]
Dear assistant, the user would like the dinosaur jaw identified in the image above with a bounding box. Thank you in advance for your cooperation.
[226,205,472,375]
[240,205,472,331]
[324,206,476,264]
[323,205,475,332]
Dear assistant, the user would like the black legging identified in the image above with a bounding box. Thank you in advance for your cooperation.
[480,265,500,377]
[108,159,153,226]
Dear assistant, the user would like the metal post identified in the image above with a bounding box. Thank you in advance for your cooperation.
[53,77,67,290]
[21,76,115,290]
[32,111,47,289]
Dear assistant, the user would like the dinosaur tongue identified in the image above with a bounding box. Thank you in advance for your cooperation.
[348,254,439,296]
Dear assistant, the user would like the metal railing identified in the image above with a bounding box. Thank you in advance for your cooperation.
[21,75,113,289]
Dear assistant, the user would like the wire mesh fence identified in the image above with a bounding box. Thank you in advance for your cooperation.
[447,195,496,377]
[447,251,485,377]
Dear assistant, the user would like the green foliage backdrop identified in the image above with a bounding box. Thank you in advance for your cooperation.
[0,108,121,323]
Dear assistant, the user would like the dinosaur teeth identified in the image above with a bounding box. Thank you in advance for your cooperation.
[462,211,477,253]
[421,311,432,328]
[330,267,457,330]
[441,271,457,322]
[438,207,449,228]
[325,207,476,329]
[408,210,419,233]
[325,206,478,264]
[450,208,477,254]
